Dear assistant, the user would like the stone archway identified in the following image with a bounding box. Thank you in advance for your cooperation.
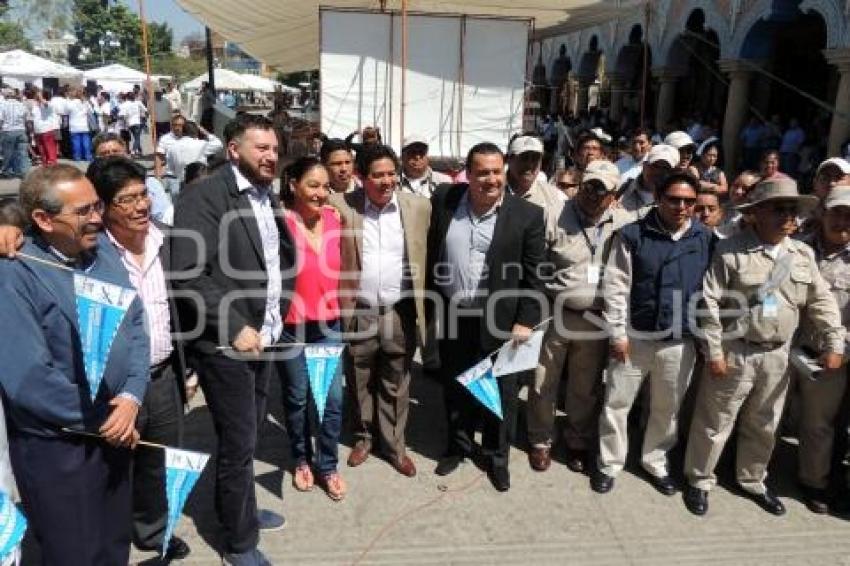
[612,24,653,129]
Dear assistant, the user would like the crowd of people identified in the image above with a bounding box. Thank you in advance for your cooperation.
[2,103,850,566]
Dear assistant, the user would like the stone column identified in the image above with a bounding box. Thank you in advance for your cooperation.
[653,68,680,133]
[608,73,626,125]
[749,59,773,118]
[825,49,850,157]
[575,76,593,115]
[719,59,753,174]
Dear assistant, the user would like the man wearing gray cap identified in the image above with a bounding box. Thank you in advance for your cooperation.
[527,159,632,473]
[617,144,679,220]
[791,185,850,514]
[683,178,845,517]
[399,134,452,198]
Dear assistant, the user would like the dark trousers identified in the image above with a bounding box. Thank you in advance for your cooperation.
[439,314,519,469]
[10,432,132,566]
[132,366,185,550]
[198,353,271,554]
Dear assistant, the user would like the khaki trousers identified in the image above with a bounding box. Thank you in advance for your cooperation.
[684,340,790,494]
[527,309,608,450]
[797,367,848,490]
[598,337,696,478]
[346,302,416,462]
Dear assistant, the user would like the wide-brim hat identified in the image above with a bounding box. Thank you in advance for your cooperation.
[735,178,819,213]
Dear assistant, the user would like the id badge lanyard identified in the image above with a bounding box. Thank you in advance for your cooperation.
[575,202,606,284]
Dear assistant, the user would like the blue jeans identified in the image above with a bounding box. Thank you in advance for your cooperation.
[1,130,30,176]
[276,319,344,476]
[71,132,92,161]
[129,125,142,154]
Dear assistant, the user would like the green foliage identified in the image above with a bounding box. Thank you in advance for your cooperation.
[0,20,31,51]
[70,0,172,65]
[149,54,206,83]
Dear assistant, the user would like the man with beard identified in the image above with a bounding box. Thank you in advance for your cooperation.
[594,173,714,497]
[171,114,294,566]
[0,165,148,564]
[684,178,844,517]
[527,160,632,473]
[321,138,359,193]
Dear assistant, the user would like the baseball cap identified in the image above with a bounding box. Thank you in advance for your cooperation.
[508,135,544,155]
[402,133,428,151]
[645,144,680,168]
[825,185,850,209]
[589,127,612,144]
[816,157,850,176]
[582,160,621,192]
[664,131,696,150]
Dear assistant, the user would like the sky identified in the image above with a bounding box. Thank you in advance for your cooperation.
[121,0,204,42]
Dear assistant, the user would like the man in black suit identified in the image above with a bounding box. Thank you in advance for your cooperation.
[426,142,546,491]
[171,114,295,566]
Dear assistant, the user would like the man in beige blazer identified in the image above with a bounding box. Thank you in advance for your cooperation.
[329,144,431,477]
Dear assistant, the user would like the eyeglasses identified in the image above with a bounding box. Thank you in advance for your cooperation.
[59,200,105,218]
[112,189,150,209]
[556,181,579,191]
[662,195,697,207]
[580,180,611,197]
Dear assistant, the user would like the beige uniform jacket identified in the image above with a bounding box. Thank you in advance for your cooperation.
[514,178,564,245]
[797,233,850,353]
[544,201,633,311]
[617,177,655,221]
[700,227,845,361]
[328,188,431,344]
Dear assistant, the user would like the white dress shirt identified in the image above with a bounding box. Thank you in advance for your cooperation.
[166,135,224,181]
[232,165,282,346]
[358,192,406,307]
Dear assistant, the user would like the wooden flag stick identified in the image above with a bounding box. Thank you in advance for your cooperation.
[62,427,167,450]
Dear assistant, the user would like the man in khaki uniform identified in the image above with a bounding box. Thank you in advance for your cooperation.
[527,160,632,473]
[617,144,679,220]
[793,185,850,514]
[683,178,845,516]
[506,136,563,223]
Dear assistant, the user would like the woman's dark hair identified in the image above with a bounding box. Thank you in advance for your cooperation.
[86,156,147,205]
[0,198,27,230]
[280,156,325,208]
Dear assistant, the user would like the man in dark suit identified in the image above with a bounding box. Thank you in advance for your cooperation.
[0,165,149,565]
[171,114,295,566]
[426,142,546,491]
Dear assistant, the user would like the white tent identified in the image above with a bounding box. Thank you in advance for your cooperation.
[175,0,612,73]
[83,63,170,85]
[183,68,255,91]
[0,49,83,80]
[239,73,288,94]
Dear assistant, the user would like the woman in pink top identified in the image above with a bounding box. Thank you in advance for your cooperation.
[759,149,791,181]
[277,156,347,501]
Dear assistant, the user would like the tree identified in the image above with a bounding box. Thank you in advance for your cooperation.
[71,0,171,66]
[18,0,72,40]
[147,21,172,58]
[0,3,30,51]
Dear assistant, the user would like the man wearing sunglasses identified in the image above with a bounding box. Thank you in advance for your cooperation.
[594,172,715,497]
[0,165,149,564]
[684,178,844,517]
[528,159,632,473]
[617,144,680,220]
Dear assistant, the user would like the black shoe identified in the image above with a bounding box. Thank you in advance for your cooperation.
[683,485,709,516]
[488,465,511,492]
[165,536,191,560]
[564,449,587,473]
[748,490,786,516]
[435,454,464,476]
[650,475,677,496]
[590,471,614,494]
[257,508,286,531]
[801,486,830,514]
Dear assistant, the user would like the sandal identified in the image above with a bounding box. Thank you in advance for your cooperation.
[292,463,314,492]
[322,472,347,502]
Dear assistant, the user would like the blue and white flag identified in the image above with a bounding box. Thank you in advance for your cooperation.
[456,357,503,419]
[305,345,345,422]
[0,491,26,563]
[74,274,136,401]
[163,448,209,557]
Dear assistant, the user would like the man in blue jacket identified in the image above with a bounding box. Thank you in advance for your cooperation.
[0,164,149,565]
[592,172,715,496]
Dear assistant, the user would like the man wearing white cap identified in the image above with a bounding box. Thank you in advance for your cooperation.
[792,185,850,514]
[507,135,563,238]
[617,144,679,220]
[812,157,850,200]
[399,134,452,198]
[683,178,844,517]
[527,160,632,473]
[664,131,697,171]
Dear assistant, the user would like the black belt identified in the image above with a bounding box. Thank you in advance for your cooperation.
[150,356,172,379]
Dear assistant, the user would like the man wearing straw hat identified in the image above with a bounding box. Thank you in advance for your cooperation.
[0,164,149,565]
[683,178,845,517]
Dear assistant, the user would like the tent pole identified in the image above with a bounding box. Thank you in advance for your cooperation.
[138,0,157,153]
[640,1,650,128]
[401,0,408,149]
[205,27,216,95]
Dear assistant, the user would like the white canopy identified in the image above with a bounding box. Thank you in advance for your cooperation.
[0,49,83,80]
[83,63,170,85]
[183,68,255,91]
[238,73,297,94]
[175,0,607,73]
